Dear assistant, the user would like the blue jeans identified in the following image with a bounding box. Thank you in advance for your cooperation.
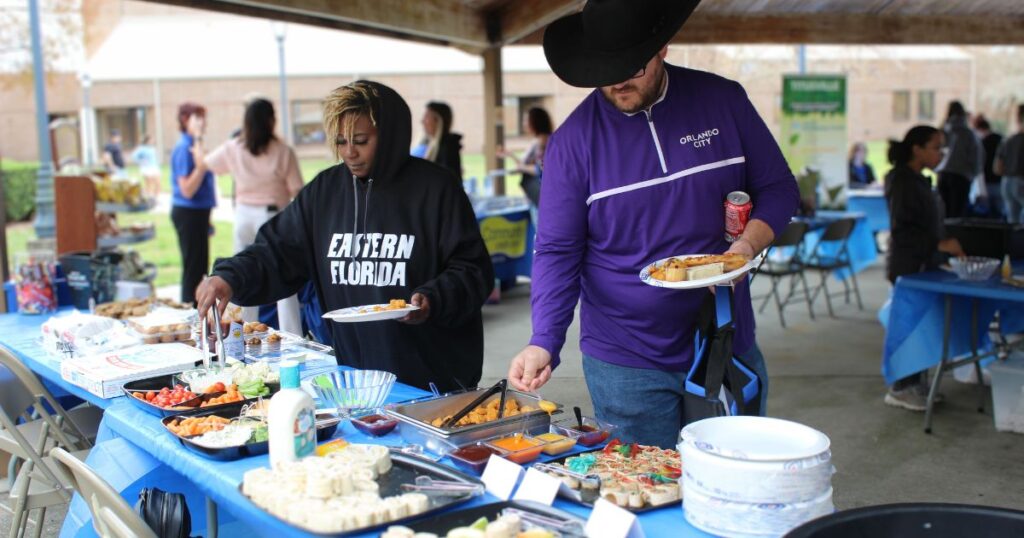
[582,344,768,449]
[1002,176,1024,224]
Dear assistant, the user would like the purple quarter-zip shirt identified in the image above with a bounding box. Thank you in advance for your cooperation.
[530,64,799,372]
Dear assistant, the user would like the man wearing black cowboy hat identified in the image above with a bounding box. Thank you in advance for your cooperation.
[508,0,799,448]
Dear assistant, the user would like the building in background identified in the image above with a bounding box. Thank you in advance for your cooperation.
[0,0,1009,168]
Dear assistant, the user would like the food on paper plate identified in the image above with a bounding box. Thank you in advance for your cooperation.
[358,299,409,314]
[648,253,748,282]
[542,440,682,509]
[430,397,536,428]
[241,445,432,533]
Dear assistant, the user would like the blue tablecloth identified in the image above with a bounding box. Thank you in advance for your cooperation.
[846,191,889,234]
[881,269,1024,385]
[793,210,878,281]
[0,312,709,537]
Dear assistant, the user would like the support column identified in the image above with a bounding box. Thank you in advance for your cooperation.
[482,46,505,196]
[28,0,55,238]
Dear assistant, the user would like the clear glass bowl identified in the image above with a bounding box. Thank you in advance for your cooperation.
[304,368,396,417]
[950,256,1000,281]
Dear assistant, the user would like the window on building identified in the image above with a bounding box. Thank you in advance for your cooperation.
[918,90,935,121]
[892,91,910,122]
[292,100,325,145]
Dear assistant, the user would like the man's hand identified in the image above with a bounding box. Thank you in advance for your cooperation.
[725,237,755,260]
[399,293,430,324]
[195,276,232,324]
[508,345,553,392]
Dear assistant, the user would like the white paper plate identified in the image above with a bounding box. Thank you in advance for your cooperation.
[680,416,830,462]
[322,304,419,323]
[681,444,834,504]
[639,254,757,289]
[684,480,834,538]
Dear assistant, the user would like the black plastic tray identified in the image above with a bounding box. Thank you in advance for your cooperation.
[536,448,680,513]
[161,407,339,461]
[404,500,586,536]
[238,448,483,536]
[123,374,274,418]
[122,374,206,417]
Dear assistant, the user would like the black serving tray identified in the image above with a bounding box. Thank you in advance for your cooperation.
[122,374,206,417]
[404,500,586,536]
[161,408,340,461]
[238,448,483,536]
[535,448,681,513]
[124,374,275,418]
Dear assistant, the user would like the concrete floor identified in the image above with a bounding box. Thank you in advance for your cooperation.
[4,262,1024,537]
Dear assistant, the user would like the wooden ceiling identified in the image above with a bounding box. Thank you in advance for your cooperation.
[139,0,1024,53]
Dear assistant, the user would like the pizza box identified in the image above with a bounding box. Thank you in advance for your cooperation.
[60,343,207,399]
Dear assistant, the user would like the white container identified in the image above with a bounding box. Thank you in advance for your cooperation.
[679,416,834,537]
[682,442,833,503]
[268,360,316,466]
[990,353,1024,434]
[684,478,834,538]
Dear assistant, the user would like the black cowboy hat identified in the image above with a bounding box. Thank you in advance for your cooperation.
[543,0,701,88]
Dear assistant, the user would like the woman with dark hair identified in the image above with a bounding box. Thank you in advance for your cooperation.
[499,107,555,208]
[202,98,304,334]
[884,125,965,411]
[412,101,463,178]
[935,100,983,218]
[170,102,216,305]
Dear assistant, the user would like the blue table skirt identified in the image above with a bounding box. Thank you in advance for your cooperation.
[846,192,890,234]
[880,269,1024,385]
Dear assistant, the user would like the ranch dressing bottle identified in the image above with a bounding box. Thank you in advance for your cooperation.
[268,360,315,466]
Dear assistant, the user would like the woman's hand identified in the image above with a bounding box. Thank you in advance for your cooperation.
[398,293,430,324]
[938,238,965,258]
[195,276,233,324]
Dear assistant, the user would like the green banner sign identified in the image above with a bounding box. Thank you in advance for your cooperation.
[780,74,848,208]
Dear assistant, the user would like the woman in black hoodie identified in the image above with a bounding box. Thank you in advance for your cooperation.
[196,81,494,392]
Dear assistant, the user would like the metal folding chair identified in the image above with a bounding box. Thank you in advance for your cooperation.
[753,221,814,328]
[0,345,98,538]
[51,447,158,538]
[805,218,864,316]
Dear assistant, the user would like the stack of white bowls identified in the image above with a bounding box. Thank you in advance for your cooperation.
[678,416,835,538]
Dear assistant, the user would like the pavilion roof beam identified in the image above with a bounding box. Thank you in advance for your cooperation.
[494,0,583,46]
[136,0,492,50]
[671,13,1024,45]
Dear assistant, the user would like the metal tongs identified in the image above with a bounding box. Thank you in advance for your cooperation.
[201,296,227,371]
[440,379,508,429]
[502,507,586,536]
[400,476,484,496]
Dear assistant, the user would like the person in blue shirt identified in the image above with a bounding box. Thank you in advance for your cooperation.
[131,134,160,197]
[169,102,217,305]
[848,142,876,189]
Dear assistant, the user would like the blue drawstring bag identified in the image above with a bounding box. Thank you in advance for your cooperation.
[683,287,762,425]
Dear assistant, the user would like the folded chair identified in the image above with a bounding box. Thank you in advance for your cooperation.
[0,346,98,538]
[51,448,157,538]
[805,218,864,316]
[753,221,814,327]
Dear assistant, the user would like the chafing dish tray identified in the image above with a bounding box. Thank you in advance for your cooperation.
[385,388,562,447]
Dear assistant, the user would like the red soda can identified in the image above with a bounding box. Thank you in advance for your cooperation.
[724,191,752,243]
